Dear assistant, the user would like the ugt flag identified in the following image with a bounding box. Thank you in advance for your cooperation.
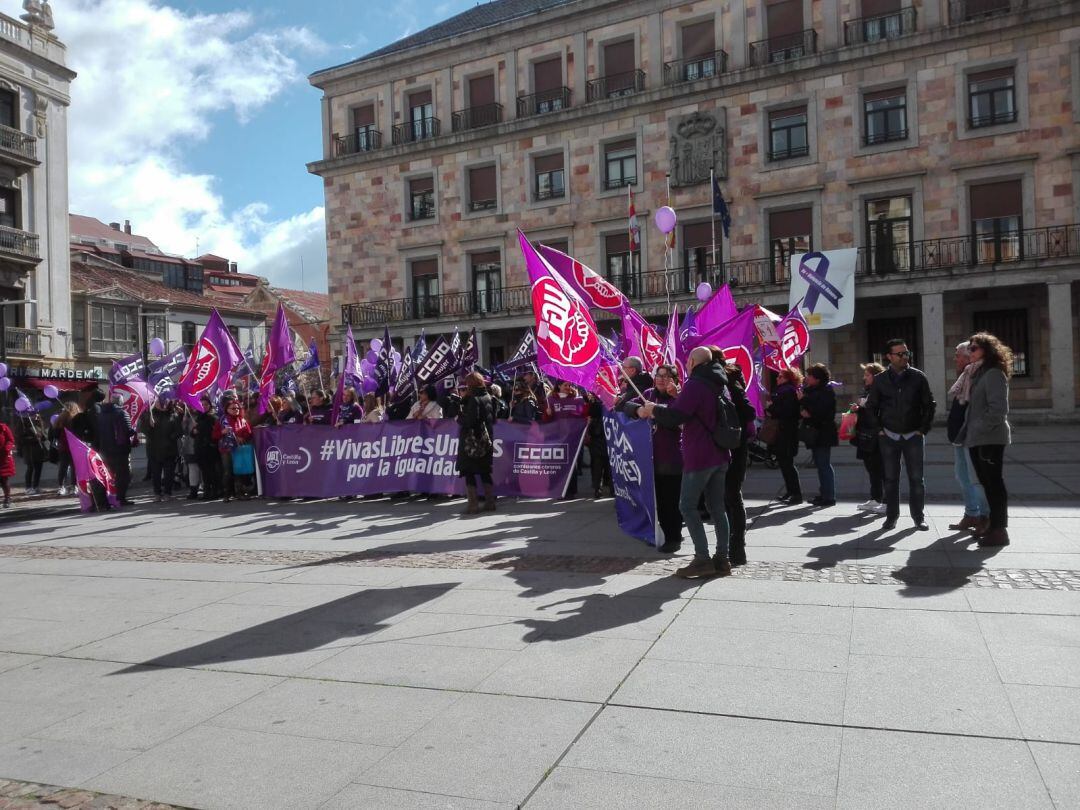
[176,310,245,411]
[64,429,120,512]
[259,304,296,414]
[519,230,607,394]
[789,248,857,329]
[538,244,627,312]
[692,307,764,417]
[764,305,812,372]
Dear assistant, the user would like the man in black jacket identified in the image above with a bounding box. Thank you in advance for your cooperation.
[96,395,136,504]
[866,338,937,530]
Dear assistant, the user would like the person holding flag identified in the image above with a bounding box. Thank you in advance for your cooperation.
[259,304,296,416]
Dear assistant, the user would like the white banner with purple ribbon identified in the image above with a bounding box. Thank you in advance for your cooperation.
[788,248,857,330]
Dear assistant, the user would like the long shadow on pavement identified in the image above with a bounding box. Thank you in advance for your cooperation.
[109,582,458,675]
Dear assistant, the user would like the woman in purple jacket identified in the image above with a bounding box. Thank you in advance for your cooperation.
[623,364,684,553]
[639,346,735,579]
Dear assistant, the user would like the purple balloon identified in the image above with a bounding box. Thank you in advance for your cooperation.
[14,397,30,413]
[50,414,60,427]
[369,338,383,353]
[654,206,677,234]
[360,376,378,395]
[365,350,378,365]
[149,337,166,356]
[43,384,59,399]
[359,359,375,375]
[695,282,713,302]
[0,362,7,378]
[0,377,9,392]
[34,400,53,413]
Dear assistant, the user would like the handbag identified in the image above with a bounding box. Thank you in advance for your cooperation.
[461,422,492,459]
[758,417,781,446]
[231,443,255,476]
[838,410,858,443]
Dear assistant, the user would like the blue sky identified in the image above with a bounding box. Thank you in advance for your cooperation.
[1,0,475,292]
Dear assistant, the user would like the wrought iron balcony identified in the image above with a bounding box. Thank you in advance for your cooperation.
[749,30,817,66]
[468,198,498,213]
[604,175,637,191]
[342,224,1080,325]
[516,87,571,118]
[586,70,646,102]
[663,51,728,85]
[4,326,42,357]
[0,225,40,263]
[534,185,565,202]
[844,7,917,45]
[392,117,441,145]
[0,123,37,167]
[950,0,1011,23]
[333,129,382,156]
[767,143,810,162]
[863,128,909,146]
[451,103,503,132]
[968,109,1018,129]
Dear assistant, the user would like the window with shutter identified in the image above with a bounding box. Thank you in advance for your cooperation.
[768,106,809,161]
[863,88,907,144]
[604,139,637,190]
[970,180,1022,263]
[468,165,498,212]
[769,208,813,283]
[605,233,640,297]
[533,153,565,201]
[766,0,805,57]
[865,196,913,274]
[408,176,436,221]
[681,222,718,289]
[471,251,502,313]
[967,67,1016,128]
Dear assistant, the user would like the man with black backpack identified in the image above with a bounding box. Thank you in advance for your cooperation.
[639,346,743,579]
[96,393,137,505]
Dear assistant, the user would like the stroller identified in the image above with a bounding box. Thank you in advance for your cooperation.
[747,436,778,469]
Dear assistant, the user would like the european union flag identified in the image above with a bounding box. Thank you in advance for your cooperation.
[712,174,731,240]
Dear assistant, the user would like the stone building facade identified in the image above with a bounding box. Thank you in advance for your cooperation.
[0,6,74,368]
[309,0,1080,415]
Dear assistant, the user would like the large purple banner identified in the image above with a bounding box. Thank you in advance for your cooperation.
[255,420,586,499]
[602,409,658,546]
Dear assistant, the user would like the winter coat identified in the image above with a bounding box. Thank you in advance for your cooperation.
[336,402,364,425]
[71,406,99,447]
[407,400,443,420]
[193,411,218,462]
[95,404,135,458]
[585,399,607,455]
[0,423,16,478]
[959,366,1011,448]
[651,360,734,473]
[307,404,332,425]
[854,386,880,460]
[510,396,540,424]
[800,384,838,449]
[767,383,801,455]
[144,410,182,462]
[456,390,495,476]
[212,415,252,451]
[622,388,682,475]
[866,366,936,436]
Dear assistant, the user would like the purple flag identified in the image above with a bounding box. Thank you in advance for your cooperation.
[694,284,738,336]
[65,429,120,512]
[458,327,478,372]
[260,304,296,414]
[692,308,764,417]
[148,347,187,400]
[108,354,146,386]
[298,338,320,373]
[332,324,362,424]
[372,326,393,397]
[619,304,665,375]
[176,310,244,412]
[538,244,628,312]
[520,231,609,396]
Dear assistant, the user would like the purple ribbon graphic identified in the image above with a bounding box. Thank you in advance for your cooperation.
[798,252,843,313]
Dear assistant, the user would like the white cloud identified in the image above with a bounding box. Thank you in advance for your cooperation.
[50,0,328,291]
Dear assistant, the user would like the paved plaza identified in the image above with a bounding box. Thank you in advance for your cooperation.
[0,429,1078,809]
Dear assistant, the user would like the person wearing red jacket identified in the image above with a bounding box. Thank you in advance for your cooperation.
[0,421,15,508]
[212,398,253,502]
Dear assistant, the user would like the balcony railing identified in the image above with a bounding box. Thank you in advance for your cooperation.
[749,30,817,66]
[333,129,382,157]
[604,175,637,191]
[4,326,42,357]
[586,70,646,102]
[534,186,565,202]
[0,225,39,261]
[863,128,909,146]
[663,51,728,85]
[517,87,571,118]
[392,117,441,145]
[969,110,1018,129]
[0,124,37,163]
[468,198,498,212]
[767,143,810,162]
[950,0,1011,23]
[844,7,917,45]
[343,224,1080,324]
[451,103,503,132]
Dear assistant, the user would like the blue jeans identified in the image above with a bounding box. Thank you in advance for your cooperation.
[679,465,730,560]
[811,447,835,501]
[954,445,989,517]
[879,434,925,521]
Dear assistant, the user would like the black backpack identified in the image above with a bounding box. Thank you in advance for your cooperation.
[700,376,743,451]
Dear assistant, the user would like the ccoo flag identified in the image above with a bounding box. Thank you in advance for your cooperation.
[175,310,244,412]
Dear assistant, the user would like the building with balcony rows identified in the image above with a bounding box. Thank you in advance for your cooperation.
[310,0,1080,416]
[0,7,74,370]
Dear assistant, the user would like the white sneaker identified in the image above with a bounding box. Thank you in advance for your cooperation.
[873,502,888,515]
[856,500,878,512]
[58,486,68,496]
[26,488,36,496]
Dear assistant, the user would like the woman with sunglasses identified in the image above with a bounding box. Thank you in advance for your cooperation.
[956,332,1014,547]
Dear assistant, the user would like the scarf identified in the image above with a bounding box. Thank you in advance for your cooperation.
[949,359,982,405]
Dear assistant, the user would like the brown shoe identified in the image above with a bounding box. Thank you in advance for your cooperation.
[948,515,980,531]
[977,528,1010,547]
[712,556,733,577]
[972,517,991,537]
[462,485,479,515]
[675,558,716,579]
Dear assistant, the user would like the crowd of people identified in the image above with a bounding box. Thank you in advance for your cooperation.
[0,332,1017,572]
